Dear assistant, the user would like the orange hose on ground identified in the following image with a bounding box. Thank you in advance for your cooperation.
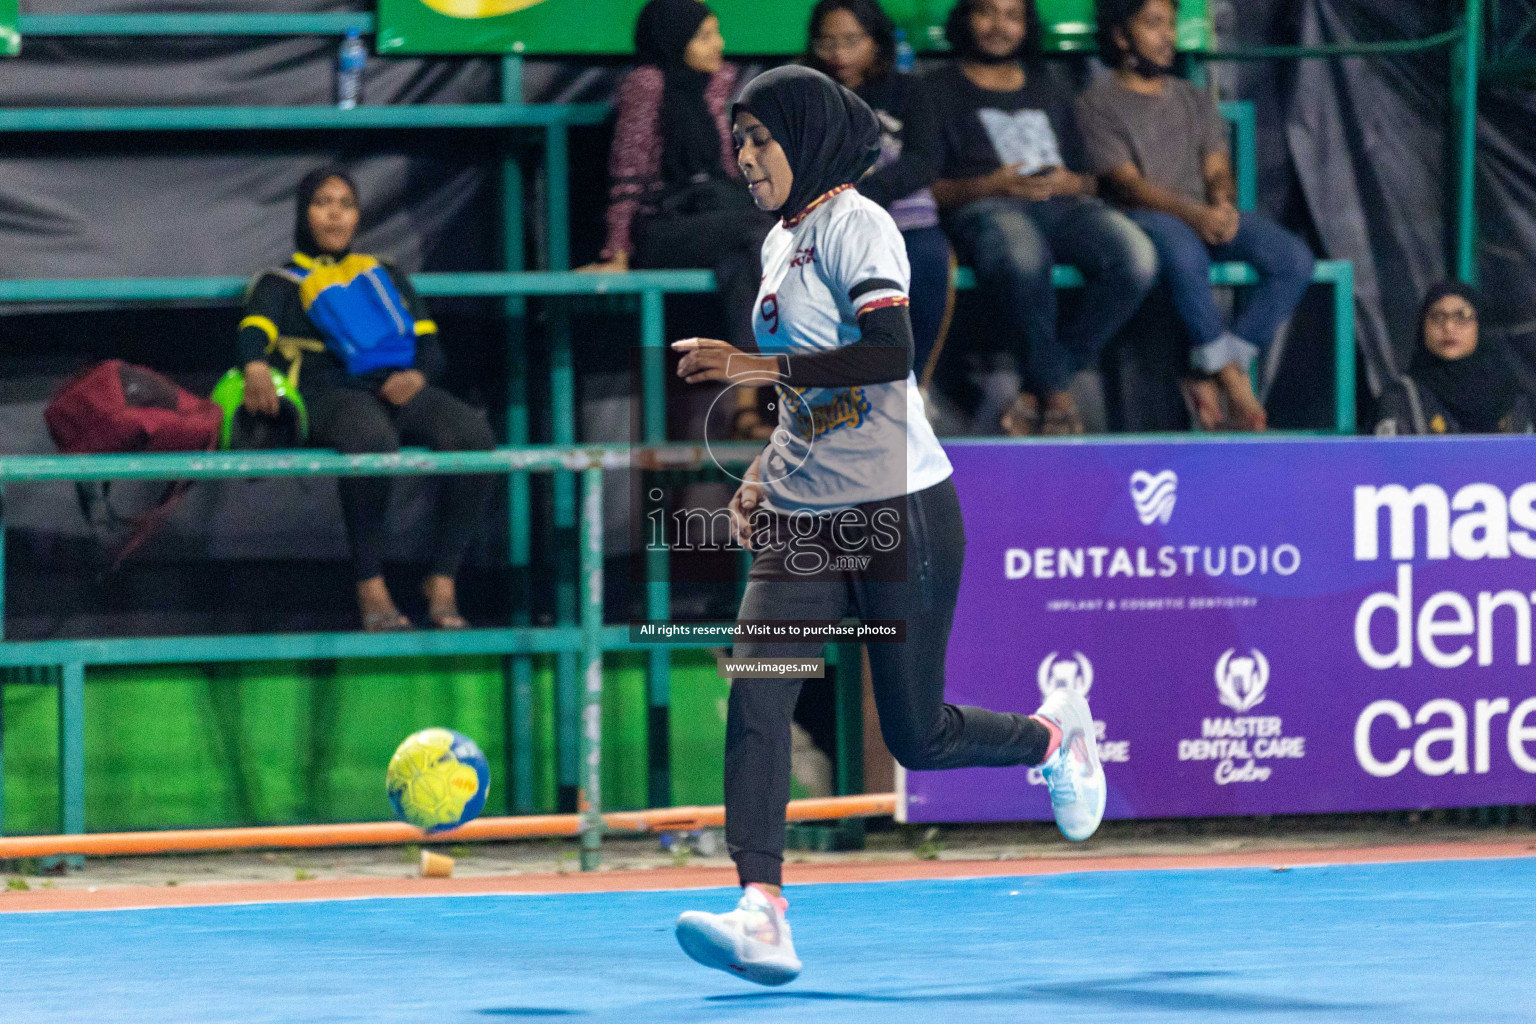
[0,794,896,860]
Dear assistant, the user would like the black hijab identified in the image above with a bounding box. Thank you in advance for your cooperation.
[1409,281,1520,432]
[732,65,882,223]
[635,0,722,187]
[294,165,358,258]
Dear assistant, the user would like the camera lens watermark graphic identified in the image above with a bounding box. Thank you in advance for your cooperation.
[703,369,815,486]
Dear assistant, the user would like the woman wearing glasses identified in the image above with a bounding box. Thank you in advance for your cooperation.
[1374,282,1534,436]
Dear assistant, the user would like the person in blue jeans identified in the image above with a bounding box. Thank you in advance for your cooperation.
[804,0,952,393]
[1077,0,1314,431]
[928,0,1157,435]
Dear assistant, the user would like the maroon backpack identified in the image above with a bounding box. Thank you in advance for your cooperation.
[44,361,222,565]
[45,360,221,455]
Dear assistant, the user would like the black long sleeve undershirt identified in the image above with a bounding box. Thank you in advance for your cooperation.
[771,303,914,388]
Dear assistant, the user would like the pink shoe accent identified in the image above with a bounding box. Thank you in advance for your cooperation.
[1032,714,1063,763]
[746,883,788,916]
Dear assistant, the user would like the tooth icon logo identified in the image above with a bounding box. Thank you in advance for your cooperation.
[1130,470,1177,526]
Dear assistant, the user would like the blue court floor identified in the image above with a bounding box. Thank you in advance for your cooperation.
[1,857,1532,1023]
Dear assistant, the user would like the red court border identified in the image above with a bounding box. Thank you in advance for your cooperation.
[2,840,1532,914]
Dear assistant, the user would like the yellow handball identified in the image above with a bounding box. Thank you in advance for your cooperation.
[385,728,490,834]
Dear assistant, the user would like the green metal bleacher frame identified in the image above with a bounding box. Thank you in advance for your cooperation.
[0,12,1355,865]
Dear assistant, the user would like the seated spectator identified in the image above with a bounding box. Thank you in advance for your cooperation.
[805,0,952,391]
[581,0,777,437]
[1077,0,1314,432]
[1375,282,1533,435]
[239,167,495,632]
[928,0,1157,435]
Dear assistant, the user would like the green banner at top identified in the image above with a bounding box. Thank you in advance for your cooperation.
[376,0,1211,57]
[1,0,20,57]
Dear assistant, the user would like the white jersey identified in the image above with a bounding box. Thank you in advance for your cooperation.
[752,186,952,512]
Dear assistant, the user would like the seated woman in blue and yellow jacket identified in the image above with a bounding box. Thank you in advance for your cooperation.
[237,166,495,632]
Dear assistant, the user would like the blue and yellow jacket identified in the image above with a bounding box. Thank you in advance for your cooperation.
[237,252,444,394]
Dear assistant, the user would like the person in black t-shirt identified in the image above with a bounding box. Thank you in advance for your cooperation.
[804,0,952,390]
[929,0,1156,435]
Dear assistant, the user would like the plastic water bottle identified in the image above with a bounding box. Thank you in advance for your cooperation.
[894,28,916,73]
[337,29,366,110]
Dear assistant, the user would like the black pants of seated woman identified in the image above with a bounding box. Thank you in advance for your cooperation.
[307,384,496,582]
[727,478,1050,887]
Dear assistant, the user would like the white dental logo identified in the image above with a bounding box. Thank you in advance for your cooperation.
[1037,651,1093,698]
[1129,470,1177,525]
[1215,648,1269,713]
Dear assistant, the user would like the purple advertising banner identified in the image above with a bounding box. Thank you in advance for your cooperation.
[900,437,1536,823]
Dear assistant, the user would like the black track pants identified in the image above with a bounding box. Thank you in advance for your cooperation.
[726,476,1051,887]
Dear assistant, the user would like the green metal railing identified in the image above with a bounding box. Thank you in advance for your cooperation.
[0,443,761,869]
[0,11,632,818]
[15,13,377,36]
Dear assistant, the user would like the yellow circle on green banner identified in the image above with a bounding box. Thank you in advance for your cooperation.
[419,0,550,18]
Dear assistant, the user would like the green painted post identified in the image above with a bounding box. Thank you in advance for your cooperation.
[545,124,570,273]
[1331,262,1357,434]
[543,117,580,811]
[0,670,5,837]
[641,288,672,808]
[1220,101,1258,212]
[1456,0,1482,285]
[833,644,864,796]
[501,55,536,815]
[59,662,85,840]
[553,309,579,809]
[0,480,6,642]
[832,642,866,849]
[641,289,667,444]
[579,466,606,870]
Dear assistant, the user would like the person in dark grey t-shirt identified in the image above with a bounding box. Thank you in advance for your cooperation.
[1077,0,1314,432]
[928,0,1157,436]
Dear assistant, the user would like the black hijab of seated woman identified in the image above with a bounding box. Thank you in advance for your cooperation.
[732,65,882,222]
[636,0,723,186]
[293,165,359,259]
[1409,281,1521,432]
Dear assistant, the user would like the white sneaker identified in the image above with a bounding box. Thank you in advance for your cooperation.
[1034,687,1107,841]
[675,884,802,986]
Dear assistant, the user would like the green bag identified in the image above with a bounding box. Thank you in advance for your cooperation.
[210,366,310,450]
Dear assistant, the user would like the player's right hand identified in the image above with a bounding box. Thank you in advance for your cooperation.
[242,361,280,416]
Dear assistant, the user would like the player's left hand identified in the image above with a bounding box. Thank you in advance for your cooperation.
[672,338,780,385]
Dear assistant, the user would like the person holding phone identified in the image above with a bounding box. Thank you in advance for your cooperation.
[927,0,1157,435]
